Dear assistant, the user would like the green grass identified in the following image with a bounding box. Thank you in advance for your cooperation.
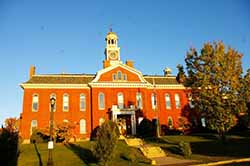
[18,140,151,166]
[144,133,250,163]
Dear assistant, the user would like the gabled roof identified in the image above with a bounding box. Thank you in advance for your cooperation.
[25,74,95,84]
[144,75,179,85]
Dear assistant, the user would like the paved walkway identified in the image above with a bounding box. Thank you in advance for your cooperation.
[152,156,200,166]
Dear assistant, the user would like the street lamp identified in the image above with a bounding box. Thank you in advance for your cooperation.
[47,97,56,166]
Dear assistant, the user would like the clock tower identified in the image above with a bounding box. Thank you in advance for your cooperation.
[103,30,121,67]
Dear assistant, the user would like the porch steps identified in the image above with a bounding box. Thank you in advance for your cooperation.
[125,138,166,158]
[139,145,166,158]
[125,138,143,147]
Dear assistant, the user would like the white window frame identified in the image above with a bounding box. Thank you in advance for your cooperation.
[117,92,124,109]
[80,94,86,111]
[80,119,86,134]
[63,93,69,112]
[30,120,38,135]
[98,92,105,110]
[32,94,39,112]
[175,94,181,109]
[151,93,157,110]
[165,93,171,109]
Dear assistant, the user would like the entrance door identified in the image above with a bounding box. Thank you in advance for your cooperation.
[117,115,132,135]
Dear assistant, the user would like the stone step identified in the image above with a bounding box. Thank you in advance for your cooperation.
[125,138,143,147]
[140,146,166,158]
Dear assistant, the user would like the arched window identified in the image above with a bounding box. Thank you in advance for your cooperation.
[63,119,69,123]
[167,116,173,128]
[30,120,37,135]
[117,71,122,80]
[117,92,124,109]
[32,94,39,112]
[151,93,157,110]
[50,94,56,112]
[80,94,86,111]
[98,92,105,110]
[80,119,86,134]
[175,94,181,109]
[123,74,127,80]
[63,94,69,112]
[112,73,117,81]
[99,118,105,126]
[165,93,171,109]
[136,92,143,109]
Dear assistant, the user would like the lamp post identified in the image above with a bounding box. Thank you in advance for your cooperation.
[47,97,56,166]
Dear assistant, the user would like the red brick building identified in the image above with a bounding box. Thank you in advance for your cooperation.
[20,31,190,142]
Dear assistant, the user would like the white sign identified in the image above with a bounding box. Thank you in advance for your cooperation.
[48,141,54,149]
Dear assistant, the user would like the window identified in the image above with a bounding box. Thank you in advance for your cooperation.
[167,117,173,128]
[80,94,86,111]
[117,71,122,80]
[50,94,56,112]
[98,92,105,110]
[80,119,86,134]
[63,94,69,112]
[99,118,105,126]
[117,92,124,109]
[151,93,157,109]
[112,74,116,81]
[136,92,143,109]
[32,94,39,112]
[123,74,127,80]
[30,120,37,135]
[165,94,171,109]
[175,94,181,109]
[63,119,69,123]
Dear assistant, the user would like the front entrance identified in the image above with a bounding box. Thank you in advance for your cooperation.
[111,106,137,135]
[117,115,132,135]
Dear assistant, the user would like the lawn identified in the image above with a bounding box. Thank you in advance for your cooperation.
[145,133,250,163]
[18,140,151,166]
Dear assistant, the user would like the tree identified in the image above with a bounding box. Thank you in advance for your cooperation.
[241,69,250,113]
[184,41,243,140]
[92,120,119,166]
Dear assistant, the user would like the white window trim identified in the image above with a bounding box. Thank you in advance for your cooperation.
[98,92,105,110]
[165,93,171,109]
[32,94,39,112]
[80,94,86,111]
[80,119,86,134]
[63,93,69,112]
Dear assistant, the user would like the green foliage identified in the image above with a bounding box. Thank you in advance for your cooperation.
[137,118,153,138]
[178,141,192,158]
[92,120,119,166]
[184,41,243,139]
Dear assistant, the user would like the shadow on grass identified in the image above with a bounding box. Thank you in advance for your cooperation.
[33,143,43,166]
[191,137,250,157]
[65,143,96,165]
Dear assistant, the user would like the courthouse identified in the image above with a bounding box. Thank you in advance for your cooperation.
[19,30,191,141]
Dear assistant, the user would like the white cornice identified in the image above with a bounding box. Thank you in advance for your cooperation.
[20,83,90,89]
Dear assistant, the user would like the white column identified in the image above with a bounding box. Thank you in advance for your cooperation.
[131,113,136,135]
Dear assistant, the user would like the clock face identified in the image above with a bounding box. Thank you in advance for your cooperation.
[109,51,118,60]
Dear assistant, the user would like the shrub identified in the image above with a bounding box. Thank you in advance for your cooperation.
[178,141,192,159]
[137,118,153,138]
[92,120,119,166]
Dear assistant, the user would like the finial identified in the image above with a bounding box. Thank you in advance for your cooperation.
[109,24,112,32]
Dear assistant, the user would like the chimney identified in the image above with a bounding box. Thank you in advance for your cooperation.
[29,65,36,78]
[126,60,134,68]
[164,67,172,76]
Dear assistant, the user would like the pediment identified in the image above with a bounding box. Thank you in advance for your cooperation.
[91,64,148,83]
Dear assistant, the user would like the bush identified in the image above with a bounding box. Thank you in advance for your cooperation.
[178,141,192,159]
[93,120,119,166]
[137,118,153,138]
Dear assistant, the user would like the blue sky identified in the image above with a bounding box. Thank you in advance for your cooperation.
[0,0,249,125]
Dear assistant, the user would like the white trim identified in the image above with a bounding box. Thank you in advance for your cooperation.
[92,63,148,83]
[20,83,90,89]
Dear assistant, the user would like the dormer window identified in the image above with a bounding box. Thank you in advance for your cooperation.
[112,71,127,81]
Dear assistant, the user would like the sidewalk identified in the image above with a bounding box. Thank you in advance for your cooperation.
[152,156,201,166]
